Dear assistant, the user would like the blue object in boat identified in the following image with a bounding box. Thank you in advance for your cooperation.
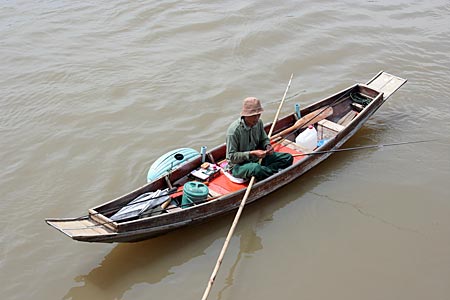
[317,139,328,147]
[295,103,301,119]
[147,148,200,182]
[200,146,207,163]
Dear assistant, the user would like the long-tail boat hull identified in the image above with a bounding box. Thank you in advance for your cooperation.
[46,71,406,243]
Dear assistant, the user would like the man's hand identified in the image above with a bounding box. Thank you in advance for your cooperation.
[251,149,267,159]
[265,144,274,155]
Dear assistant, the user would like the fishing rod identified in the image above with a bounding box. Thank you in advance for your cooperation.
[291,139,438,157]
[57,87,410,231]
[59,139,438,230]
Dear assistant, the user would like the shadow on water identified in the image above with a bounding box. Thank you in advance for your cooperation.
[63,124,388,300]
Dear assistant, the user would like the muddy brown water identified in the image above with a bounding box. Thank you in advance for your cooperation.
[1,1,449,300]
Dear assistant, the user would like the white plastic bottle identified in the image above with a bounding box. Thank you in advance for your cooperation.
[295,125,318,151]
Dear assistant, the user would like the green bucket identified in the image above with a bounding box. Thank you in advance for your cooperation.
[181,182,209,208]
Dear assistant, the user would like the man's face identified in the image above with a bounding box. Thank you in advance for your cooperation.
[244,114,261,127]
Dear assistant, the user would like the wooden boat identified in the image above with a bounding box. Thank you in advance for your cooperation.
[46,71,406,243]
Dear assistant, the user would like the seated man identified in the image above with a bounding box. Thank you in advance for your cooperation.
[226,97,293,181]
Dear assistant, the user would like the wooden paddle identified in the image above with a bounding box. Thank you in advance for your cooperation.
[271,106,333,140]
[201,74,293,300]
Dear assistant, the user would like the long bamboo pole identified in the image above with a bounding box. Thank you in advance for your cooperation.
[267,74,294,137]
[201,74,293,300]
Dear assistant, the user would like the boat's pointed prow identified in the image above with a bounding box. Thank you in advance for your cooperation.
[45,217,117,242]
[366,71,407,100]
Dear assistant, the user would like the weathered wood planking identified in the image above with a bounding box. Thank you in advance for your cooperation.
[47,218,115,237]
[338,110,358,126]
[366,71,407,100]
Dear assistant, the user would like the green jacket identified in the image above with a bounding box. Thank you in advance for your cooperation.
[226,117,270,168]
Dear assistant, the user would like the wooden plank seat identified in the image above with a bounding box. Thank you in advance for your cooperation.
[317,119,345,140]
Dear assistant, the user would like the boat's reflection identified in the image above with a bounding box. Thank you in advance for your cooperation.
[62,187,299,300]
[62,215,226,299]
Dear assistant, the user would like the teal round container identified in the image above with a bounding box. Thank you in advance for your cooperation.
[181,182,209,208]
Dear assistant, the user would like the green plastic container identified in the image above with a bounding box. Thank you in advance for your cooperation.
[181,182,209,208]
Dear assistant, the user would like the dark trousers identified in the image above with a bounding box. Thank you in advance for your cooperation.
[231,152,293,181]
